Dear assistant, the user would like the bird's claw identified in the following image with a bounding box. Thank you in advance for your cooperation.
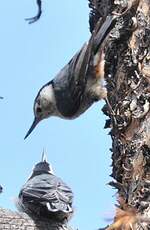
[25,15,41,24]
[25,0,42,24]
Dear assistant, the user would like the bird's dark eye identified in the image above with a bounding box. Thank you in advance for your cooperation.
[37,107,42,113]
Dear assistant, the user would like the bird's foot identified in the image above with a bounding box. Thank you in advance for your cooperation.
[91,85,107,101]
[104,97,117,127]
[25,0,42,24]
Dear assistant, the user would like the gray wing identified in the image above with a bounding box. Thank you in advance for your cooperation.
[20,174,73,213]
[52,15,115,118]
[52,42,91,118]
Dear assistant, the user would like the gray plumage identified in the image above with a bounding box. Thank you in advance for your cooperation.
[18,156,73,222]
[25,15,116,139]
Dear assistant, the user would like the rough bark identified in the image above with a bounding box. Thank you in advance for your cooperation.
[0,208,73,230]
[99,0,150,229]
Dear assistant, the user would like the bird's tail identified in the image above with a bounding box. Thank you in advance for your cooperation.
[92,15,116,55]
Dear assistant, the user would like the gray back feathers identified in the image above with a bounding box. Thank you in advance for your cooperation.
[18,161,73,222]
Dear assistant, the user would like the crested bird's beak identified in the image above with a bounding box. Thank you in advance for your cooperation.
[24,117,40,139]
[41,149,48,162]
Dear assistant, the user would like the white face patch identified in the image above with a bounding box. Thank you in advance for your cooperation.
[40,84,56,104]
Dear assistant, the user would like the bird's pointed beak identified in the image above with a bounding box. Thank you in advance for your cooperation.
[24,117,40,139]
[41,149,48,162]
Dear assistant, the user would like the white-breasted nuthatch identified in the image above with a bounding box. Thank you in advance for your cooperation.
[17,153,73,222]
[24,15,117,139]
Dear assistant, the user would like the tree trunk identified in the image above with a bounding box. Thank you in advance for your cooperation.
[100,0,150,229]
[0,208,73,230]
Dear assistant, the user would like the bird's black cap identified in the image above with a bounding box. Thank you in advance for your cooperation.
[32,151,53,175]
[33,161,52,173]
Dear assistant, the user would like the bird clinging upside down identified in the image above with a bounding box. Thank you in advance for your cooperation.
[25,15,117,139]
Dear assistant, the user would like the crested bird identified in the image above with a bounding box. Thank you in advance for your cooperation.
[25,15,117,139]
[17,153,73,222]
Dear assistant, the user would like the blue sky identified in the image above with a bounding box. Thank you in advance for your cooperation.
[0,1,115,229]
